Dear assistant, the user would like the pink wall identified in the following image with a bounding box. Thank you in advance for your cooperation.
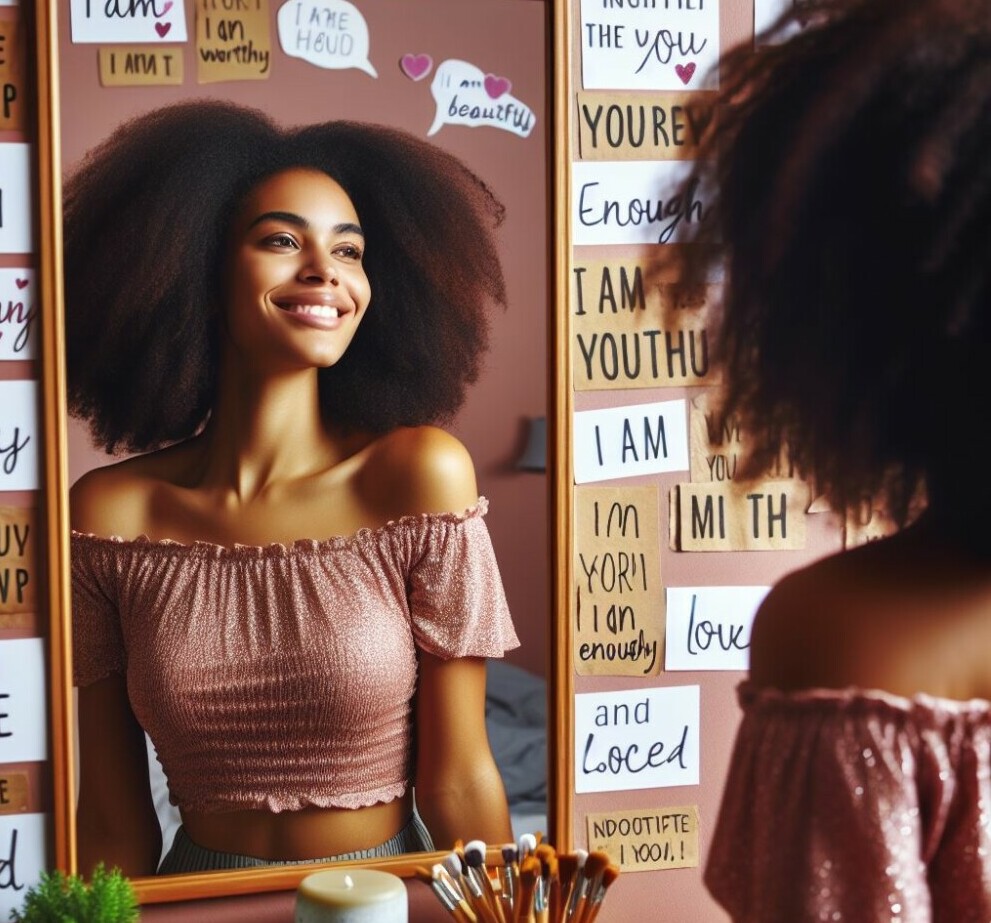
[58,0,550,679]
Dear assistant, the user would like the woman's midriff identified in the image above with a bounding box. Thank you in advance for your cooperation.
[180,791,416,861]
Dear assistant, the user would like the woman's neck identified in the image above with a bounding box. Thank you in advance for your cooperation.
[195,364,347,503]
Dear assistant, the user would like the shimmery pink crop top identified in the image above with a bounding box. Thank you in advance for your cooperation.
[71,499,519,814]
[705,683,991,923]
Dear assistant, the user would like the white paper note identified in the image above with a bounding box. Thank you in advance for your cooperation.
[0,813,47,918]
[664,586,769,671]
[572,160,712,246]
[0,145,32,255]
[574,399,689,484]
[575,684,700,793]
[70,0,188,43]
[580,0,720,91]
[0,269,35,361]
[0,638,47,763]
[0,381,37,491]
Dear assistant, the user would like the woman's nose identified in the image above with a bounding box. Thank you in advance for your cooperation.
[299,256,338,284]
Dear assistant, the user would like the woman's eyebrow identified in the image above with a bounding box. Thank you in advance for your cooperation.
[248,211,364,237]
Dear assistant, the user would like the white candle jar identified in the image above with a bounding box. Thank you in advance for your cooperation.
[295,868,409,923]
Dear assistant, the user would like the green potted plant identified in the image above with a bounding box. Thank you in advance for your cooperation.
[8,863,138,922]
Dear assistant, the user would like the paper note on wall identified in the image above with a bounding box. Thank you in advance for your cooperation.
[664,586,768,671]
[0,144,32,255]
[576,92,714,161]
[277,0,377,76]
[572,160,712,246]
[844,500,898,548]
[572,257,719,390]
[671,480,807,551]
[587,805,699,872]
[70,0,188,43]
[0,508,33,616]
[688,394,795,484]
[98,47,183,85]
[0,813,46,918]
[575,486,663,676]
[579,0,720,91]
[197,0,271,83]
[0,270,34,361]
[575,685,699,793]
[428,59,536,138]
[0,14,26,131]
[0,381,37,492]
[574,399,689,484]
[0,638,47,763]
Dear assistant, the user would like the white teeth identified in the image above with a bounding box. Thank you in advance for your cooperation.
[289,304,339,318]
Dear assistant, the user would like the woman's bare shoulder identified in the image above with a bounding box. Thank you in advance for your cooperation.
[357,426,479,518]
[749,532,991,698]
[69,443,197,537]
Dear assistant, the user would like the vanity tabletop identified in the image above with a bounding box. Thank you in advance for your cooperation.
[139,879,451,922]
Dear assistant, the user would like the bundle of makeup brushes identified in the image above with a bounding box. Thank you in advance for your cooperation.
[416,834,620,923]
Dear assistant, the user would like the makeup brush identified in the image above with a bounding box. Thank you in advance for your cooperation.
[563,849,588,921]
[446,850,497,923]
[500,842,519,916]
[414,866,479,923]
[536,853,557,923]
[465,839,506,923]
[518,832,538,863]
[514,855,541,923]
[570,852,610,923]
[582,864,620,923]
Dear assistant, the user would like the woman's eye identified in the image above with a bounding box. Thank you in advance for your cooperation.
[335,244,363,261]
[266,233,299,249]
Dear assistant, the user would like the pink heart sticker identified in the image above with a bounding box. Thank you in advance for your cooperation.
[14,278,28,289]
[160,0,173,13]
[400,53,433,82]
[155,21,171,38]
[675,62,696,85]
[484,74,512,100]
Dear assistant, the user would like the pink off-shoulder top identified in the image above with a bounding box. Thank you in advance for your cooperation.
[71,499,519,814]
[705,683,991,923]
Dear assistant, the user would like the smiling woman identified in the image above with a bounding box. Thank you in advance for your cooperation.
[64,101,519,878]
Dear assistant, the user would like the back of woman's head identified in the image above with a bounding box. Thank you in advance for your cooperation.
[683,0,991,522]
[64,101,505,454]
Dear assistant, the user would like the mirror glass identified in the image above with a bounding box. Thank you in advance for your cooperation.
[51,0,552,897]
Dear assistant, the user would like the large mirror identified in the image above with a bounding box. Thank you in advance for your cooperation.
[34,0,569,904]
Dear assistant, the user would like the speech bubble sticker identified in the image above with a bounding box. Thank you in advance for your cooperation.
[429,59,535,138]
[277,0,376,77]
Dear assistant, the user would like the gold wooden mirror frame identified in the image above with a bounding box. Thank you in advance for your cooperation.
[32,0,574,905]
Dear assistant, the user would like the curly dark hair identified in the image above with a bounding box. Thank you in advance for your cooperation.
[676,0,991,526]
[63,100,506,454]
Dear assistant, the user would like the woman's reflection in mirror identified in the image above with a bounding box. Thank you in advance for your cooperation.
[64,101,519,876]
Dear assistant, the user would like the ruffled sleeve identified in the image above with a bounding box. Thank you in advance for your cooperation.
[71,533,126,687]
[404,499,519,659]
[705,683,991,923]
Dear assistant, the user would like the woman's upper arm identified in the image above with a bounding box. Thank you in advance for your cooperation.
[413,653,512,846]
[76,674,161,876]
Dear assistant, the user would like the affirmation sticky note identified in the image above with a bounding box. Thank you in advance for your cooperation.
[575,486,663,676]
[665,586,768,671]
[575,685,699,793]
[587,805,699,871]
[574,399,689,484]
